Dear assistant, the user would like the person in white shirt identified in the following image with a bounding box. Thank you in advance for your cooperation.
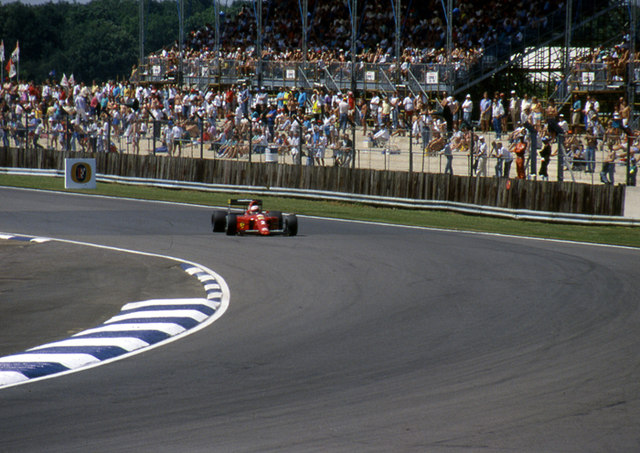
[369,93,381,127]
[462,94,473,125]
[492,97,505,139]
[289,132,301,164]
[255,87,268,113]
[316,133,328,166]
[338,96,350,133]
[402,94,414,124]
[171,122,183,157]
[557,114,569,134]
[509,90,520,131]
[475,136,488,177]
[520,94,531,116]
[500,141,513,178]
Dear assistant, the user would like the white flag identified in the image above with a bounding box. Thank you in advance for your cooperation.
[10,41,19,63]
[0,41,4,63]
[61,73,68,87]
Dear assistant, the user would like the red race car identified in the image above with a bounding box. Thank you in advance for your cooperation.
[211,199,298,236]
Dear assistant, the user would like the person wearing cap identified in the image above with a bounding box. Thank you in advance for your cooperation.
[557,114,569,134]
[255,87,268,114]
[462,94,473,126]
[475,135,488,177]
[440,95,454,134]
[369,92,381,127]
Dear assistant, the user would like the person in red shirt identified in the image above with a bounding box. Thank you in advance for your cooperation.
[512,135,528,179]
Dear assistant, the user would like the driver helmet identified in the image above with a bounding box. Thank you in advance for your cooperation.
[249,202,260,213]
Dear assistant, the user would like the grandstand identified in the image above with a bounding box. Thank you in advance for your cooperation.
[139,0,634,106]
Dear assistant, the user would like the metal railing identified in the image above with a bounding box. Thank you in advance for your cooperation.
[2,167,636,226]
[141,58,469,94]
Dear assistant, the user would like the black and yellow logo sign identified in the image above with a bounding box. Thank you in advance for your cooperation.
[70,162,92,184]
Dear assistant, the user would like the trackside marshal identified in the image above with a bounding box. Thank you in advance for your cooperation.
[65,158,96,189]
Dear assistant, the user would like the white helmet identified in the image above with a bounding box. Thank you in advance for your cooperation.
[249,203,260,213]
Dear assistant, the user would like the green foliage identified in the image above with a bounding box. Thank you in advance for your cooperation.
[0,0,217,84]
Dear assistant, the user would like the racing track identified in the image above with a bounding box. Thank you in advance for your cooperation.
[0,186,639,452]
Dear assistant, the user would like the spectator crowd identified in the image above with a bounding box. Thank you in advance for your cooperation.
[0,0,637,184]
[1,73,637,184]
[147,0,566,78]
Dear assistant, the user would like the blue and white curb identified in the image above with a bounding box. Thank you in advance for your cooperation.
[0,235,230,389]
[0,233,51,243]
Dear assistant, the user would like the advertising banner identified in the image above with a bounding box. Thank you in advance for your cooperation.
[65,158,96,189]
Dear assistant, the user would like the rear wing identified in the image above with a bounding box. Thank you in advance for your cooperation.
[228,198,262,206]
[227,199,262,212]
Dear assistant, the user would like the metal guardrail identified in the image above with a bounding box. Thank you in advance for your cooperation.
[142,59,456,93]
[1,167,637,227]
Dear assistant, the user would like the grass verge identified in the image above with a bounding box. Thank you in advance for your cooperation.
[1,174,639,248]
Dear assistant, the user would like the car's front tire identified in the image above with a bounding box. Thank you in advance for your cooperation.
[225,213,238,235]
[212,210,226,232]
[284,214,298,236]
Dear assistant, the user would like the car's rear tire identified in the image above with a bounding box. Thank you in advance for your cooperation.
[225,213,238,235]
[211,210,226,232]
[284,214,298,236]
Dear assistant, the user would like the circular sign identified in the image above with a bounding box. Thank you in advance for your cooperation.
[70,162,92,184]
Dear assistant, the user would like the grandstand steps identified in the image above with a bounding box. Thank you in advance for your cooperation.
[455,0,625,96]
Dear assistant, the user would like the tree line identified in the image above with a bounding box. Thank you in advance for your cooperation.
[0,0,240,84]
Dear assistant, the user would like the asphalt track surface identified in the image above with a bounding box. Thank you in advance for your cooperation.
[0,186,639,452]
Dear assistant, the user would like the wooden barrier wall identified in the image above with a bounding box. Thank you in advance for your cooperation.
[0,149,626,216]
